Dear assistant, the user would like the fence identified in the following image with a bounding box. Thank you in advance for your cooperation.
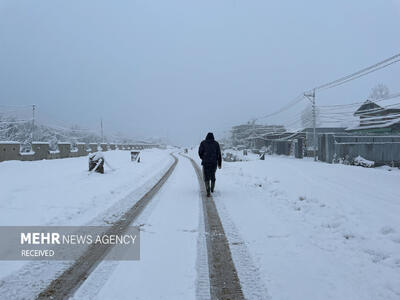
[0,142,159,162]
[260,139,300,157]
[318,134,400,166]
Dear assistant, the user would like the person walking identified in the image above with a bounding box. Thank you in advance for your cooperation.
[198,132,222,197]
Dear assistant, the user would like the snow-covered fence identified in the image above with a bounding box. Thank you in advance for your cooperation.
[58,143,71,158]
[1,142,99,162]
[89,143,99,153]
[76,143,88,157]
[318,134,400,166]
[100,143,108,152]
[31,142,49,160]
[0,142,20,162]
[0,142,160,162]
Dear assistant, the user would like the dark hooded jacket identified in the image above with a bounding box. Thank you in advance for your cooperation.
[198,132,222,167]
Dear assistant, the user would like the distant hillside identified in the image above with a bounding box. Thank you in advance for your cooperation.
[0,116,137,150]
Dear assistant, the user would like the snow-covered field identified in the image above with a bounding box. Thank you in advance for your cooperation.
[0,149,174,297]
[0,149,172,226]
[190,150,400,300]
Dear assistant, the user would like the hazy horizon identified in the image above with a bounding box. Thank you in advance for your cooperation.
[1,0,400,146]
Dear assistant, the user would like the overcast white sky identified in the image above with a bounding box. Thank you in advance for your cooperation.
[1,0,400,145]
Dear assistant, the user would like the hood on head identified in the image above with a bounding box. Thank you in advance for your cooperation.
[206,132,214,141]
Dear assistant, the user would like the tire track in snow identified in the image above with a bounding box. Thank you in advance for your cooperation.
[36,154,178,300]
[195,177,211,300]
[71,154,187,299]
[212,196,270,300]
[183,154,245,300]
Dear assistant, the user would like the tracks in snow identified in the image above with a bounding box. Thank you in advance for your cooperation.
[36,154,178,300]
[183,154,245,300]
[36,153,260,300]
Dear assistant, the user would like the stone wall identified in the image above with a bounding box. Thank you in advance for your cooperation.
[0,142,160,162]
[0,142,20,162]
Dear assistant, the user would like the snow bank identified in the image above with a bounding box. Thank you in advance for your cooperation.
[214,155,400,300]
[0,149,173,285]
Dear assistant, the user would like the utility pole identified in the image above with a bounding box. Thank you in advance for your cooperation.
[304,89,317,161]
[32,104,36,143]
[252,119,256,149]
[100,118,104,143]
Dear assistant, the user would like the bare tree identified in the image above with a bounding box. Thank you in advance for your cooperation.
[369,83,390,100]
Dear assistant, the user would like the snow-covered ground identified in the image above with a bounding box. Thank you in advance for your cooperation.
[190,150,400,300]
[222,148,260,161]
[1,148,399,300]
[0,149,174,296]
[0,149,171,226]
[73,155,203,300]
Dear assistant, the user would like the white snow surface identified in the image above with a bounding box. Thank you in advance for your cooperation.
[73,155,201,300]
[0,149,174,298]
[189,149,400,300]
[1,147,399,300]
[0,149,172,227]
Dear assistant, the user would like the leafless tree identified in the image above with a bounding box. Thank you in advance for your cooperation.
[369,83,390,100]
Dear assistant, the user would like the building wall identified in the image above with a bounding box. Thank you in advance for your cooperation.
[318,134,400,166]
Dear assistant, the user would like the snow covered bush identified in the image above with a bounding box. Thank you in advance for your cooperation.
[353,155,375,168]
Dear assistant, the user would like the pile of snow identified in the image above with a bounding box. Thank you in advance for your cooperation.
[222,148,259,162]
[354,155,375,167]
[89,151,104,161]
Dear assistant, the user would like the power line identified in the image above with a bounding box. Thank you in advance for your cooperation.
[321,59,400,91]
[318,92,400,109]
[312,51,400,91]
[254,52,400,136]
[255,93,305,121]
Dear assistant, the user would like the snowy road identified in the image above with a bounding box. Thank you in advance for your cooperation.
[73,154,201,299]
[197,152,400,300]
[73,155,266,300]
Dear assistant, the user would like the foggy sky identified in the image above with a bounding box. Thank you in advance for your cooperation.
[1,0,400,145]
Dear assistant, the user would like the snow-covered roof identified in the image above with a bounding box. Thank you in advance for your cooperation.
[354,98,400,116]
[354,100,382,116]
[346,117,400,131]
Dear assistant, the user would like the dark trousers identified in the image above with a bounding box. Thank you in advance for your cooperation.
[202,165,217,182]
